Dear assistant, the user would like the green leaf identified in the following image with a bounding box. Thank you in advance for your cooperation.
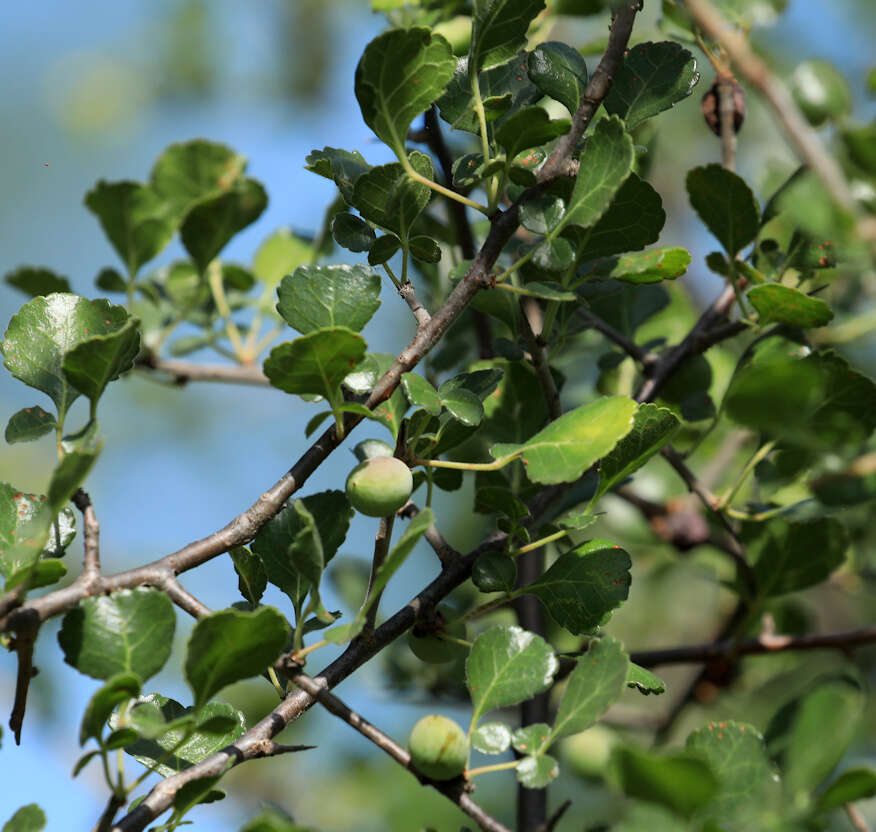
[516,754,559,788]
[79,672,142,745]
[180,178,268,273]
[240,806,317,832]
[5,406,56,444]
[2,804,46,832]
[5,267,71,298]
[747,284,834,328]
[466,625,559,724]
[490,395,637,485]
[277,265,381,335]
[742,517,846,597]
[150,139,247,220]
[469,0,546,72]
[593,404,680,502]
[613,804,687,832]
[185,606,288,707]
[571,173,665,260]
[229,546,266,606]
[472,551,517,593]
[409,235,441,263]
[120,694,246,777]
[527,42,588,115]
[816,768,876,813]
[494,107,570,161]
[264,328,367,401]
[471,722,512,755]
[252,229,314,288]
[58,588,175,681]
[47,447,100,513]
[355,28,456,159]
[344,353,409,438]
[686,164,760,256]
[2,294,131,422]
[439,386,484,426]
[549,636,628,743]
[331,214,376,253]
[367,234,402,266]
[95,267,127,293]
[527,539,632,634]
[610,746,720,818]
[520,194,565,235]
[604,41,699,130]
[512,723,551,754]
[304,147,371,204]
[597,247,691,284]
[351,152,433,239]
[84,181,176,275]
[401,373,441,416]
[626,663,666,695]
[251,491,352,612]
[784,677,865,798]
[0,487,74,581]
[558,116,635,234]
[62,318,140,415]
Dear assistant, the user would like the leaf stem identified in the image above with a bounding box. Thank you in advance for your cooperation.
[206,260,246,360]
[467,760,521,778]
[416,454,516,472]
[401,157,489,215]
[511,529,568,556]
[715,439,776,511]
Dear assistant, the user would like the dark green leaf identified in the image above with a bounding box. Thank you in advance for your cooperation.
[527,539,632,634]
[401,373,441,416]
[471,722,512,755]
[84,181,176,275]
[527,42,588,114]
[816,768,876,813]
[472,551,517,593]
[367,234,402,265]
[494,107,570,161]
[79,673,142,745]
[229,546,266,606]
[240,806,317,832]
[490,396,637,485]
[597,247,691,284]
[811,455,876,507]
[252,229,314,288]
[626,663,666,696]
[604,41,699,130]
[185,606,288,707]
[5,406,56,444]
[304,147,371,204]
[95,267,127,293]
[72,750,101,777]
[1,804,46,832]
[469,0,546,72]
[466,625,559,723]
[520,195,565,235]
[355,28,456,158]
[687,164,760,256]
[744,517,846,597]
[550,636,628,742]
[277,265,381,335]
[594,404,680,502]
[264,328,366,401]
[516,754,559,788]
[409,235,441,263]
[47,447,100,513]
[331,214,376,253]
[58,588,175,681]
[747,284,833,328]
[5,267,71,298]
[439,386,484,426]
[351,153,433,239]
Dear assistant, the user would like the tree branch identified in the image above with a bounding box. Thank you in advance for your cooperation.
[72,489,101,580]
[519,302,562,421]
[400,502,461,566]
[136,355,270,386]
[398,281,432,328]
[578,308,658,368]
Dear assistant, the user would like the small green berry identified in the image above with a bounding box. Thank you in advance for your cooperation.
[408,714,468,780]
[345,456,413,517]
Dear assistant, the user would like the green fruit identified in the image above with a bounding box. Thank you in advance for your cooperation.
[345,456,413,517]
[790,60,851,127]
[408,606,467,664]
[352,438,394,463]
[407,714,468,780]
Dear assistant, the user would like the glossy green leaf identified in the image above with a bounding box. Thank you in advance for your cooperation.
[604,41,699,130]
[185,606,288,707]
[2,804,46,832]
[120,694,245,777]
[530,238,576,271]
[550,636,628,743]
[401,373,441,416]
[686,721,780,830]
[355,28,456,158]
[471,722,512,755]
[743,517,846,597]
[469,0,546,72]
[229,546,266,607]
[472,551,517,593]
[527,539,632,634]
[815,768,876,813]
[47,446,100,512]
[527,41,588,114]
[512,723,551,755]
[466,625,559,724]
[331,214,376,253]
[367,234,402,265]
[277,265,381,335]
[610,746,720,818]
[4,267,71,298]
[2,294,131,421]
[0,487,71,580]
[5,406,56,444]
[62,318,140,414]
[598,247,691,283]
[264,328,367,401]
[351,153,433,239]
[520,194,565,235]
[304,147,371,205]
[409,235,441,263]
[594,404,680,502]
[490,395,636,485]
[516,754,559,788]
[439,386,484,426]
[494,107,570,161]
[180,177,268,273]
[58,588,175,681]
[747,284,834,328]
[252,228,314,288]
[687,164,760,256]
[626,663,666,695]
[79,672,142,745]
[84,181,176,275]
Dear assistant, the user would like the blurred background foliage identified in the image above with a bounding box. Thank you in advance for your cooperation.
[0,1,874,830]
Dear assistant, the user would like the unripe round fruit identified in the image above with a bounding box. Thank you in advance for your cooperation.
[345,456,413,517]
[408,714,468,780]
[790,60,851,128]
[408,605,467,664]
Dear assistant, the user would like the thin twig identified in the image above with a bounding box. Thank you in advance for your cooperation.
[72,489,101,580]
[845,803,872,832]
[538,799,572,832]
[578,308,658,368]
[136,355,270,386]
[716,73,738,172]
[519,301,562,421]
[159,577,211,620]
[94,793,125,832]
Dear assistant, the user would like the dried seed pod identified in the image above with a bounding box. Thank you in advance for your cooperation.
[701,77,746,136]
